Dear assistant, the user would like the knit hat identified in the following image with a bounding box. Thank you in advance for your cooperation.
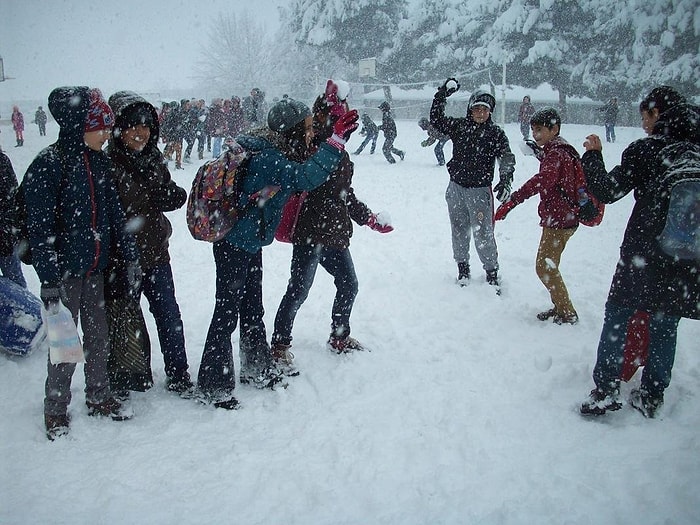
[84,88,114,132]
[120,103,154,129]
[267,98,311,133]
[468,90,496,112]
[378,101,391,112]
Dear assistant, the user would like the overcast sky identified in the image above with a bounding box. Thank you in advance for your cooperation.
[0,0,283,103]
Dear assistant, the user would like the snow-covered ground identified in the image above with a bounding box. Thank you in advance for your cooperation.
[1,114,698,525]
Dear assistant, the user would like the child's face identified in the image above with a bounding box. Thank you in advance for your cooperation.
[641,108,659,135]
[121,124,151,152]
[470,106,490,124]
[84,129,111,151]
[531,124,559,147]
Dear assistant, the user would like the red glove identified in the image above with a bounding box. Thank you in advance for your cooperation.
[327,110,359,150]
[366,213,394,233]
[494,200,516,221]
[325,79,349,117]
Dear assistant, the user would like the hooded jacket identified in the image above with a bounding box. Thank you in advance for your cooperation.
[509,136,582,230]
[107,90,186,270]
[582,102,700,318]
[430,90,515,188]
[22,86,138,287]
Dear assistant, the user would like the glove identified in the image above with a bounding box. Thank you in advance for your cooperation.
[325,79,350,117]
[327,110,359,150]
[438,78,460,97]
[40,285,63,314]
[494,180,512,203]
[150,181,187,211]
[366,213,394,234]
[519,139,544,160]
[421,139,430,147]
[126,262,143,300]
[494,200,517,221]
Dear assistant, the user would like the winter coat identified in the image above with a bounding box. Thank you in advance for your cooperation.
[359,114,378,137]
[0,152,19,256]
[226,104,246,138]
[430,92,515,188]
[509,136,582,230]
[292,152,372,250]
[107,91,187,270]
[582,102,700,319]
[598,102,619,125]
[378,110,397,140]
[207,104,227,137]
[225,131,342,253]
[22,86,139,288]
[34,108,48,125]
[11,110,24,132]
[162,105,186,141]
[518,102,535,124]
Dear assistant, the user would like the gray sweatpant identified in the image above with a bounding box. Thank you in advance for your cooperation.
[44,274,112,416]
[445,181,499,272]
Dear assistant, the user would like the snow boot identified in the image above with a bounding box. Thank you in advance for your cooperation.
[537,308,557,321]
[166,373,196,398]
[271,342,299,377]
[86,396,134,421]
[45,413,70,441]
[486,269,501,295]
[553,311,579,325]
[327,335,365,354]
[580,387,622,416]
[629,388,663,418]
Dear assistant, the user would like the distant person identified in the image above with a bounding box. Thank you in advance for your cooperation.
[352,113,379,155]
[34,106,48,136]
[242,87,267,130]
[377,101,405,164]
[418,116,449,166]
[518,95,535,140]
[23,86,141,440]
[598,97,619,143]
[11,106,24,147]
[430,79,515,291]
[0,149,26,288]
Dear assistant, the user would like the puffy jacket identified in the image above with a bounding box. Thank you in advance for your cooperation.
[22,86,138,287]
[225,132,342,253]
[430,91,515,188]
[378,110,397,140]
[0,152,19,256]
[107,91,186,270]
[292,152,372,250]
[582,102,700,318]
[509,136,582,229]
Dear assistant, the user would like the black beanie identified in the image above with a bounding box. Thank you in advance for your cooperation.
[267,98,311,133]
[120,104,154,129]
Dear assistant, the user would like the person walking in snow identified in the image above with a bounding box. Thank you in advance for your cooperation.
[418,116,449,166]
[377,101,405,163]
[353,113,379,155]
[242,87,267,131]
[107,91,194,399]
[197,95,359,409]
[11,106,24,147]
[494,107,582,325]
[579,86,700,418]
[23,87,141,439]
[34,106,48,136]
[430,79,515,291]
[598,97,619,143]
[518,95,535,140]
[270,81,393,375]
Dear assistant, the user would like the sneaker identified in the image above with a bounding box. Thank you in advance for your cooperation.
[629,388,663,418]
[457,262,470,286]
[86,397,134,421]
[45,413,70,441]
[239,366,286,389]
[553,312,579,325]
[536,308,557,321]
[327,336,365,354]
[580,388,622,416]
[271,342,300,377]
[166,374,197,398]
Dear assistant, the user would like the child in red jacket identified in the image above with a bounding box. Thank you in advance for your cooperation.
[495,107,582,325]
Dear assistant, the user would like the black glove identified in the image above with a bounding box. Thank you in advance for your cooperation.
[494,180,512,203]
[438,78,460,97]
[126,262,142,300]
[520,139,544,160]
[150,181,187,212]
[40,285,63,314]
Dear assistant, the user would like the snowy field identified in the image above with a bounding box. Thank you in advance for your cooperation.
[1,114,698,525]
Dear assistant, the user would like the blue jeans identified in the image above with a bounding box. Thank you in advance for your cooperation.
[142,263,189,380]
[212,136,223,158]
[198,242,266,398]
[605,123,616,142]
[0,255,26,288]
[273,244,358,345]
[593,302,680,396]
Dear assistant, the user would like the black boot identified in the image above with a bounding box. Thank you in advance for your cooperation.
[486,269,501,295]
[457,262,470,286]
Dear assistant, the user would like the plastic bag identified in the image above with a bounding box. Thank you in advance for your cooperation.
[42,302,84,365]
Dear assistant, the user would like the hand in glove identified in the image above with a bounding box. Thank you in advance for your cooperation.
[438,78,460,97]
[493,180,512,203]
[150,181,187,212]
[40,285,63,314]
[126,262,143,300]
[325,79,350,117]
[421,139,430,147]
[519,139,544,160]
[366,213,394,234]
[494,200,517,221]
[327,110,359,151]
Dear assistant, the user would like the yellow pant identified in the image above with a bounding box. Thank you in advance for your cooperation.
[535,226,577,316]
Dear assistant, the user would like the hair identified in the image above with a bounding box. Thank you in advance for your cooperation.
[280,118,313,163]
[639,86,686,115]
[530,107,561,130]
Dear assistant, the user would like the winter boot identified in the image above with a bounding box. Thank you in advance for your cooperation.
[580,387,622,416]
[45,413,70,441]
[537,308,557,321]
[166,372,196,398]
[271,342,299,377]
[86,396,134,421]
[553,311,579,325]
[457,262,470,286]
[629,388,664,418]
[486,269,501,295]
[327,335,365,354]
